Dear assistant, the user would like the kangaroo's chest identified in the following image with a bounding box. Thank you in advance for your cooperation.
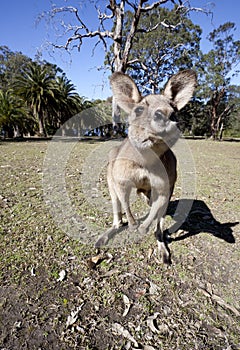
[110,139,171,190]
[112,158,166,190]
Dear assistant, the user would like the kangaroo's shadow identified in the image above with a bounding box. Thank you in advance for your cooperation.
[167,199,238,244]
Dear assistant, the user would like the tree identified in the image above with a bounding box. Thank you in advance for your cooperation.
[109,6,202,93]
[0,89,35,137]
[0,47,88,137]
[55,75,83,124]
[0,46,32,91]
[199,22,240,139]
[224,84,240,137]
[48,74,84,135]
[14,61,58,136]
[42,0,207,125]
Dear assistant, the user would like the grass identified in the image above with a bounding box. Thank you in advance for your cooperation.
[0,138,239,349]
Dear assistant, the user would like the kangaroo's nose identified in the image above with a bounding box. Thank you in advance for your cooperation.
[169,112,178,122]
[153,110,165,122]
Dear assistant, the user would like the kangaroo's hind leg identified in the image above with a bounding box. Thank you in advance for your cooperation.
[155,215,171,265]
[114,182,138,231]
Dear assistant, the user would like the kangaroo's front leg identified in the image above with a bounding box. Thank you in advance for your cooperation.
[138,189,169,235]
[107,168,123,229]
[95,188,123,247]
[110,187,123,229]
[114,182,138,231]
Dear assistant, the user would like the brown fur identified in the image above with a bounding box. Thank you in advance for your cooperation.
[96,70,197,264]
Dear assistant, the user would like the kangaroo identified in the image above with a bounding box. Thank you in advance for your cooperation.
[96,70,197,264]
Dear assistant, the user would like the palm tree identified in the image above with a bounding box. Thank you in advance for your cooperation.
[49,75,83,136]
[0,89,34,137]
[14,62,57,136]
[55,75,82,124]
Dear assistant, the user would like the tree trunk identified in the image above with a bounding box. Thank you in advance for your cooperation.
[219,122,224,140]
[111,1,125,128]
[14,126,21,138]
[112,96,121,127]
[111,0,142,128]
[210,105,218,140]
[37,112,47,137]
[217,104,235,140]
[210,87,225,140]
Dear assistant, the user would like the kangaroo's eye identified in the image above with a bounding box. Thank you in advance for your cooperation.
[134,106,144,117]
[154,110,164,120]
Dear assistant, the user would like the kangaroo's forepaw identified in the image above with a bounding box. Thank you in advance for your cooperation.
[128,221,138,232]
[138,224,148,235]
[95,227,116,247]
[95,235,108,247]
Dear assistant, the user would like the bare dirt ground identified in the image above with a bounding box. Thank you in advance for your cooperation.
[0,138,239,350]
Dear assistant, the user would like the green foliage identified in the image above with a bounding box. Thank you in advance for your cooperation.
[0,47,87,137]
[197,22,240,139]
[178,100,211,136]
[0,89,36,137]
[199,22,240,97]
[54,74,83,126]
[0,46,32,91]
[1,13,239,139]
[224,85,240,137]
[106,6,202,93]
[13,61,59,136]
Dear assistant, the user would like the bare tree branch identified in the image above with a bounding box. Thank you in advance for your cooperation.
[40,0,208,123]
[54,29,113,52]
[141,0,172,12]
[176,0,213,17]
[125,0,137,11]
[44,0,208,68]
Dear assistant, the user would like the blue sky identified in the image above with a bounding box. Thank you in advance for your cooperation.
[0,0,239,99]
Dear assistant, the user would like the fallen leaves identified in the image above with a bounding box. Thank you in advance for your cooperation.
[30,267,36,276]
[122,294,131,317]
[146,312,160,333]
[112,323,139,348]
[87,251,113,269]
[57,269,67,282]
[147,279,162,295]
[1,140,240,350]
[111,322,159,349]
[198,285,240,317]
[66,303,84,328]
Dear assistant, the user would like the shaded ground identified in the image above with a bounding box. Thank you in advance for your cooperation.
[0,138,239,349]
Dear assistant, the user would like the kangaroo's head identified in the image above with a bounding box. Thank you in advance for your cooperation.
[110,70,197,149]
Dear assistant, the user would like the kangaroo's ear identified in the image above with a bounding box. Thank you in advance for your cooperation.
[163,70,197,110]
[110,72,142,113]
